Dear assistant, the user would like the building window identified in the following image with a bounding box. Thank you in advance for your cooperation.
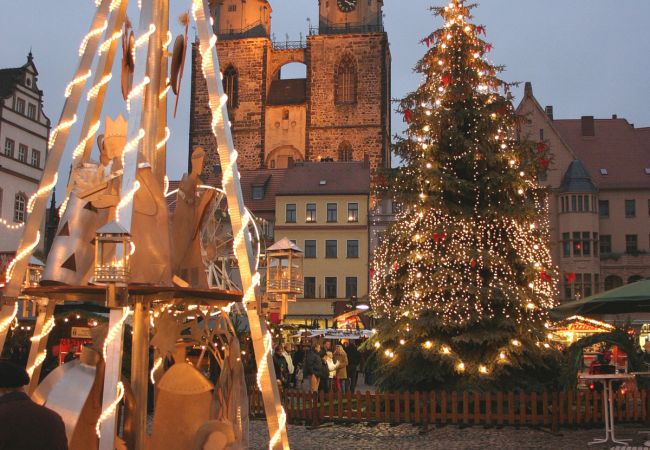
[252,186,265,200]
[582,232,591,256]
[574,274,583,299]
[584,195,590,212]
[15,98,25,114]
[227,4,237,12]
[285,204,296,223]
[562,232,570,257]
[304,240,316,258]
[348,203,359,222]
[572,232,582,256]
[625,199,636,218]
[345,277,358,298]
[4,138,15,158]
[594,274,600,294]
[27,103,36,120]
[325,240,337,258]
[347,240,359,258]
[625,234,638,254]
[31,149,41,167]
[261,219,274,240]
[338,141,353,161]
[571,195,577,211]
[14,193,26,223]
[604,275,623,291]
[599,200,609,218]
[335,55,357,105]
[577,195,583,212]
[18,144,27,163]
[25,76,32,87]
[303,277,316,298]
[648,199,650,217]
[222,65,239,109]
[600,235,612,254]
[327,203,337,222]
[325,277,337,298]
[593,232,599,257]
[306,203,317,223]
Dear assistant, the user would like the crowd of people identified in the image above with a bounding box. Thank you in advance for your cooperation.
[272,340,364,394]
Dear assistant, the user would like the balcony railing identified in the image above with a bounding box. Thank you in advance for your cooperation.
[272,39,306,50]
[312,20,384,36]
[216,21,268,40]
[268,279,303,293]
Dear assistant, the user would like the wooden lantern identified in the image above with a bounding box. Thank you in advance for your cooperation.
[94,221,131,285]
[266,238,303,320]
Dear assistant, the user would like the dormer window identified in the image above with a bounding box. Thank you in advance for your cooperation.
[252,185,265,200]
[25,76,32,87]
[600,168,608,175]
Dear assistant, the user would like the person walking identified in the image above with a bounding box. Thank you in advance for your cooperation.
[304,344,322,393]
[281,343,295,388]
[272,345,288,387]
[334,344,349,393]
[0,360,68,450]
[344,341,361,393]
[324,351,338,393]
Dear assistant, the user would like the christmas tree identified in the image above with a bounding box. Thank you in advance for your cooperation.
[370,0,559,391]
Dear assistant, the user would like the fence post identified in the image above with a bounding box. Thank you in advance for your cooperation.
[552,391,559,433]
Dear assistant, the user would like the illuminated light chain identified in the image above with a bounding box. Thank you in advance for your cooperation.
[243,272,261,306]
[27,174,58,213]
[565,315,615,331]
[109,0,121,11]
[79,20,108,56]
[64,70,92,97]
[269,408,287,450]
[27,351,47,378]
[30,317,56,342]
[58,195,71,219]
[126,76,150,111]
[221,301,236,314]
[120,128,145,169]
[5,231,40,283]
[163,31,172,48]
[201,34,217,62]
[256,331,273,391]
[87,74,112,102]
[156,127,170,150]
[0,218,24,231]
[163,175,170,197]
[221,150,238,188]
[72,121,101,160]
[102,307,131,361]
[132,24,156,63]
[159,80,171,100]
[150,357,163,384]
[95,381,125,438]
[232,210,251,252]
[48,115,78,149]
[0,303,19,334]
[99,30,123,55]
[115,181,141,223]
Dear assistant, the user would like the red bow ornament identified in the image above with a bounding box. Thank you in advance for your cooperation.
[476,25,486,35]
[539,158,550,170]
[369,267,375,280]
[484,44,492,53]
[565,272,576,284]
[540,271,552,283]
[404,109,413,123]
[432,233,447,243]
[441,73,451,86]
[537,141,547,152]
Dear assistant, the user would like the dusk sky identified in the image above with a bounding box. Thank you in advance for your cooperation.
[1,0,648,194]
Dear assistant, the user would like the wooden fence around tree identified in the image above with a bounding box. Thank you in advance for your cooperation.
[248,389,650,431]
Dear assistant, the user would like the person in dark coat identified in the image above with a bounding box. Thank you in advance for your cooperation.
[0,360,68,450]
[344,341,362,393]
[303,344,323,393]
[272,345,289,387]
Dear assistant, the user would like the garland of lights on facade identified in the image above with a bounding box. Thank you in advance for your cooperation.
[369,0,558,378]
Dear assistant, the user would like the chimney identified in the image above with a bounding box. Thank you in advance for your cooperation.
[581,116,595,137]
[545,106,554,120]
[612,114,617,119]
[524,82,533,97]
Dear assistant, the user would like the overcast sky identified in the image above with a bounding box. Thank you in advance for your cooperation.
[1,1,648,195]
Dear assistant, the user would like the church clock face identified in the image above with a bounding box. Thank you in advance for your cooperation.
[337,0,357,13]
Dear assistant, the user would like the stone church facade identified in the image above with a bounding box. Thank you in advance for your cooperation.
[190,0,391,178]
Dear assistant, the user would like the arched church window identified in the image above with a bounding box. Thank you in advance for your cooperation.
[223,65,239,109]
[338,141,353,161]
[335,56,357,105]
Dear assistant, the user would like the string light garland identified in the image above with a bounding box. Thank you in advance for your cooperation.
[150,357,163,384]
[126,76,150,111]
[65,70,92,97]
[96,381,125,438]
[98,30,123,55]
[27,351,47,378]
[87,74,113,101]
[48,114,78,149]
[72,121,101,160]
[102,307,131,361]
[58,195,71,219]
[5,231,40,284]
[30,317,55,342]
[0,303,18,334]
[79,20,108,56]
[115,181,141,223]
[156,127,170,150]
[0,218,24,231]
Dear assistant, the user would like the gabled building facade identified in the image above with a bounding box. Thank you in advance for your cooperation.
[0,53,50,256]
[517,83,650,301]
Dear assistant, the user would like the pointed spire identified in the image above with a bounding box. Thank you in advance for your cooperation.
[27,49,33,63]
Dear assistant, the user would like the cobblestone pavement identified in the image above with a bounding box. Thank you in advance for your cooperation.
[249,420,650,450]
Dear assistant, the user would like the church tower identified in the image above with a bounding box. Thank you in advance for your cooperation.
[190,0,391,177]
